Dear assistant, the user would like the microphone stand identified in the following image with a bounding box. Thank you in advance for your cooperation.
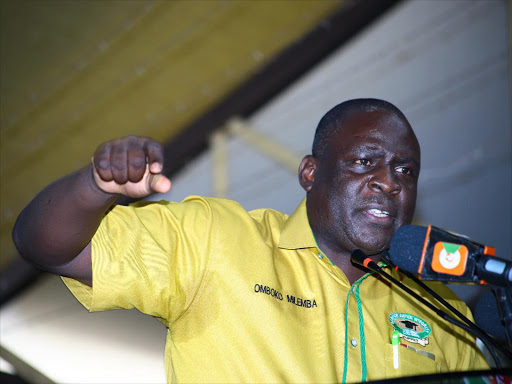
[390,267,512,357]
[351,250,510,368]
[494,286,512,348]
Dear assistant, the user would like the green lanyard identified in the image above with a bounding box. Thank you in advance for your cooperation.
[341,272,372,383]
[341,260,388,383]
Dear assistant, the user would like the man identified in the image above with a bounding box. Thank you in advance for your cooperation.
[13,99,488,383]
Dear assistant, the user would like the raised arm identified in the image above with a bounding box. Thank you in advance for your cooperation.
[12,136,171,286]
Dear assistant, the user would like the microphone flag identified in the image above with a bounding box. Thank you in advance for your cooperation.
[431,242,469,276]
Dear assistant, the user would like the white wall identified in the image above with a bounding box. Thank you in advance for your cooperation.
[151,0,511,298]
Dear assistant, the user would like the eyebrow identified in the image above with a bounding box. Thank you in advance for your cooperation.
[395,156,421,168]
[350,145,420,167]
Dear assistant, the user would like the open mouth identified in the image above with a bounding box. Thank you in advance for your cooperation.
[363,208,394,224]
[367,208,390,218]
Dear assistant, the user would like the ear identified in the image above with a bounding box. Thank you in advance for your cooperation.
[298,155,318,192]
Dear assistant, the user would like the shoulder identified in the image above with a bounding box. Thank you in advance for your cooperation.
[248,206,288,226]
[176,196,289,224]
[121,195,246,217]
[125,196,288,226]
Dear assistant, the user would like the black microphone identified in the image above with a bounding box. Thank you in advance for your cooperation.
[388,225,511,286]
[350,249,382,271]
[474,290,508,343]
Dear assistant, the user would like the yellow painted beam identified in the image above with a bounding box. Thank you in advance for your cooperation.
[211,130,229,199]
[226,117,302,175]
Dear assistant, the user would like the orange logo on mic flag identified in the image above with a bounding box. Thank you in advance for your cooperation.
[431,242,468,276]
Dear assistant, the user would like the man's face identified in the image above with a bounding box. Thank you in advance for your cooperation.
[302,110,420,256]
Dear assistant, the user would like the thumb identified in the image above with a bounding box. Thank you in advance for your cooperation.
[149,174,172,194]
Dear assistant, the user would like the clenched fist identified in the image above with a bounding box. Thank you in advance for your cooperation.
[92,136,172,198]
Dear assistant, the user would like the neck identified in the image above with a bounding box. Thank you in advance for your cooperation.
[316,238,380,285]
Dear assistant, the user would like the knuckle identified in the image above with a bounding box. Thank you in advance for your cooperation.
[110,159,126,171]
[94,144,109,156]
[147,140,163,150]
[129,159,146,170]
[125,135,148,147]
[96,159,111,171]
[126,135,142,146]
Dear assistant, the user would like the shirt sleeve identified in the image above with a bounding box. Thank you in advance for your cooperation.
[62,196,215,326]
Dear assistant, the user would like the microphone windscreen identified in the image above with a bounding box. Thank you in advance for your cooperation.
[389,225,428,274]
[473,290,507,342]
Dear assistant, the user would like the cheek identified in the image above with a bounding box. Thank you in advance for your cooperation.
[399,189,417,222]
[326,179,360,226]
[326,176,349,202]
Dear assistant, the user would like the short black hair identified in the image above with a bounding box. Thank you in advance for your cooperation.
[312,98,411,158]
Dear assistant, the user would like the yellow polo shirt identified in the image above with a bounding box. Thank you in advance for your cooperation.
[62,196,488,383]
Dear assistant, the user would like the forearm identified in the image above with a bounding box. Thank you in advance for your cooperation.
[13,164,118,267]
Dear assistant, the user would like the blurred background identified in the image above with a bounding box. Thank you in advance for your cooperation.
[1,0,510,382]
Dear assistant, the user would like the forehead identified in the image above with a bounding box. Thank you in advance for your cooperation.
[329,110,420,160]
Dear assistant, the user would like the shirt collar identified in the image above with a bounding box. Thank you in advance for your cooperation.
[279,198,317,250]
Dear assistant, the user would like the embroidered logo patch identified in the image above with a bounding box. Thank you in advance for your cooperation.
[389,312,431,347]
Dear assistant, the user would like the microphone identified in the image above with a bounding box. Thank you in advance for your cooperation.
[388,225,511,286]
[474,290,508,343]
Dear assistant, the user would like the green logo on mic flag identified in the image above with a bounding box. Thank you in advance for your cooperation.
[442,242,461,254]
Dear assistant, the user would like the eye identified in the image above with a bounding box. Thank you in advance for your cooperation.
[395,166,414,176]
[354,159,372,166]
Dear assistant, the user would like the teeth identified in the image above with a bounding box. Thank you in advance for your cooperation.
[368,209,389,218]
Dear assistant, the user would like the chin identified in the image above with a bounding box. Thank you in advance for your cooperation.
[354,237,391,256]
[351,223,396,250]
[359,246,387,257]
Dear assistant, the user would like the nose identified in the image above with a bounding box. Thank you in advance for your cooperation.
[368,166,401,195]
